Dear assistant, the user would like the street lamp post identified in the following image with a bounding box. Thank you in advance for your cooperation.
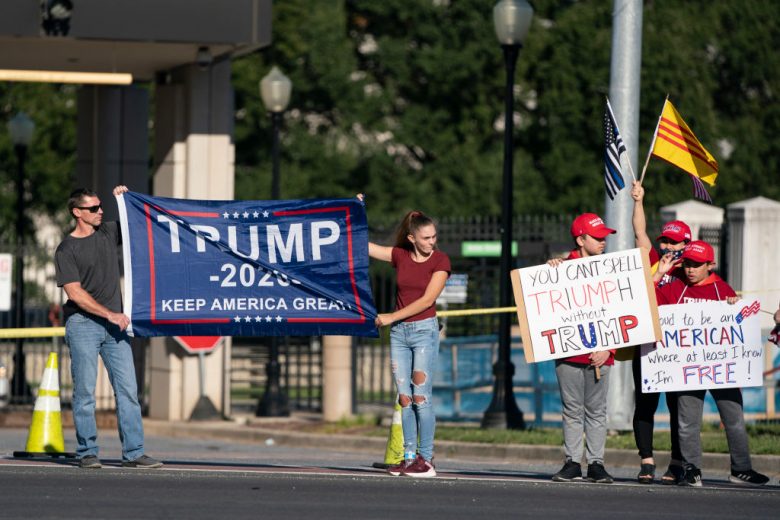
[256,66,292,417]
[481,0,533,429]
[7,112,35,404]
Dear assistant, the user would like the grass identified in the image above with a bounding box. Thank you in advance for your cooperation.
[310,417,780,455]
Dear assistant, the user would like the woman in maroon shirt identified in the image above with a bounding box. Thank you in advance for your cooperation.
[361,197,450,478]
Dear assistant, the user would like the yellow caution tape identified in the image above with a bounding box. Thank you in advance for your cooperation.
[0,327,65,339]
[438,306,517,318]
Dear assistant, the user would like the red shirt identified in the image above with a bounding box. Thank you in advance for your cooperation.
[655,273,736,306]
[561,249,615,366]
[392,247,451,322]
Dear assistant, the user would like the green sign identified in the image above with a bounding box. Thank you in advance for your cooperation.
[461,241,518,257]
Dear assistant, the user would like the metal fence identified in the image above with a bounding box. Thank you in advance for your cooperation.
[352,214,732,418]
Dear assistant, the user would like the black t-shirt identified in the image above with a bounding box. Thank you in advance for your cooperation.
[54,222,123,321]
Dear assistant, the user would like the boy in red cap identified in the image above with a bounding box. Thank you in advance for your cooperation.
[655,240,769,487]
[548,213,616,484]
[629,181,692,484]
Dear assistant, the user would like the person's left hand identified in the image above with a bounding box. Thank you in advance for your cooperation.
[726,296,739,305]
[590,350,610,367]
[113,185,129,196]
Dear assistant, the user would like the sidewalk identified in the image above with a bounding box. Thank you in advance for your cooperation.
[143,413,780,477]
[2,409,778,477]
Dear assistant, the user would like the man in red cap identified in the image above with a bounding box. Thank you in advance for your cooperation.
[654,240,769,487]
[548,213,616,484]
[629,181,692,484]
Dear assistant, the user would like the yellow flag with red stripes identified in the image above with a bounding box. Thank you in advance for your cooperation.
[651,100,718,186]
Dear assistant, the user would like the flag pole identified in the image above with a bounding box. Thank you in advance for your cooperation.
[638,94,669,184]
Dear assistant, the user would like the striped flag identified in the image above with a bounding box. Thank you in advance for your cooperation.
[651,100,719,186]
[689,173,713,203]
[604,99,627,200]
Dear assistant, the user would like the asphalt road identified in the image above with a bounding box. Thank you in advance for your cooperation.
[1,428,778,519]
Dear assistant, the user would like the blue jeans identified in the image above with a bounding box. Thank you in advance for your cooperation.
[390,317,439,461]
[65,313,145,461]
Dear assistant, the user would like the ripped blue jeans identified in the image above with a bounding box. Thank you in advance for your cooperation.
[390,317,440,462]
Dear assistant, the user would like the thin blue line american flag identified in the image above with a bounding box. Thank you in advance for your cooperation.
[604,100,627,200]
[689,173,713,203]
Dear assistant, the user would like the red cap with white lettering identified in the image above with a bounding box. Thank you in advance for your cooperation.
[656,220,692,243]
[570,213,616,239]
[681,240,715,263]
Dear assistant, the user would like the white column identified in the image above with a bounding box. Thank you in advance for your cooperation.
[147,59,235,421]
[322,336,353,422]
[726,197,780,333]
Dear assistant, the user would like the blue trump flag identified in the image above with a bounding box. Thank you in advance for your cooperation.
[117,192,378,337]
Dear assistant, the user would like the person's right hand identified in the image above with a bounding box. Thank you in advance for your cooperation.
[657,251,676,275]
[113,185,129,196]
[631,181,644,202]
[356,193,364,202]
[107,311,130,331]
[547,258,564,268]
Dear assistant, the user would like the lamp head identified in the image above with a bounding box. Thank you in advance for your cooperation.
[260,66,292,113]
[493,0,534,46]
[8,112,35,147]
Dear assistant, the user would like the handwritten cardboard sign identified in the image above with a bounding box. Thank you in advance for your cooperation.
[640,300,763,392]
[511,248,661,363]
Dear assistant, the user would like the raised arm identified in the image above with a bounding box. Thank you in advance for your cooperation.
[631,181,653,251]
[375,270,448,327]
[368,242,393,262]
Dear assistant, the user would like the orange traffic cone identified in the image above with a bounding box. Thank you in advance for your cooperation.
[13,352,75,458]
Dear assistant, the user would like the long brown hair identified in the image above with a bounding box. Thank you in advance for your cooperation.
[393,210,436,251]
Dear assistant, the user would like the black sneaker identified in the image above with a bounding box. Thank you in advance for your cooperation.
[552,460,582,482]
[586,462,614,484]
[121,455,163,468]
[680,465,702,487]
[79,455,102,469]
[729,469,769,487]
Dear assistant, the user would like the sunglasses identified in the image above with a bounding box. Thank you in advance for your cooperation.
[77,204,102,213]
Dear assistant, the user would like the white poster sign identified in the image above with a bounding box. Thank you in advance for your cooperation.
[511,248,661,363]
[0,254,12,312]
[640,300,763,392]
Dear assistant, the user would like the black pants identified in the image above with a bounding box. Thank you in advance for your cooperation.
[632,354,682,461]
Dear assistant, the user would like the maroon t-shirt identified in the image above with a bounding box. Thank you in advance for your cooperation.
[562,249,615,366]
[655,273,736,306]
[391,247,451,322]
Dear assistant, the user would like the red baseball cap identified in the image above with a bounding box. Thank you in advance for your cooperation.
[681,240,715,263]
[570,213,616,239]
[656,220,692,243]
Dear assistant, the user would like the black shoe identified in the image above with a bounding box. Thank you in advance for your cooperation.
[637,463,656,484]
[661,464,685,485]
[586,462,614,483]
[552,460,582,482]
[680,465,702,487]
[121,455,163,468]
[729,469,769,487]
[79,455,102,469]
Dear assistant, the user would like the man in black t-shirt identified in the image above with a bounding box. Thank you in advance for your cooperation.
[55,186,162,469]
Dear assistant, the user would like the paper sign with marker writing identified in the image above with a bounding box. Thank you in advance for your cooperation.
[640,300,763,392]
[511,248,661,363]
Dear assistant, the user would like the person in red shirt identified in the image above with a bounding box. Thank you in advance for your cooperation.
[548,213,616,484]
[630,181,692,484]
[360,196,450,478]
[656,241,769,487]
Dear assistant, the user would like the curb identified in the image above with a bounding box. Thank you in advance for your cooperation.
[142,419,780,477]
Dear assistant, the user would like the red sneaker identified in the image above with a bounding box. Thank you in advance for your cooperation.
[387,458,415,476]
[402,455,436,478]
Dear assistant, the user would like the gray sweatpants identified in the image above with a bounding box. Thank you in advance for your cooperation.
[555,361,611,465]
[677,387,752,471]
